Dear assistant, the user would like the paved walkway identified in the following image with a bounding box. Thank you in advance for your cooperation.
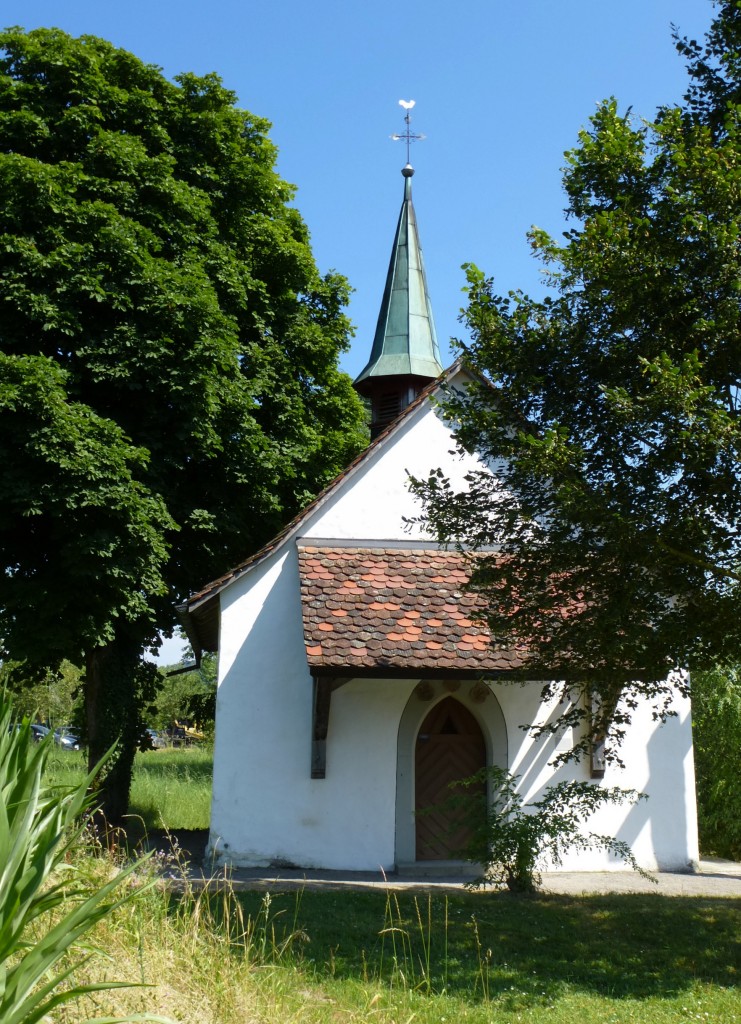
[538,858,741,897]
[144,830,741,897]
[173,856,741,899]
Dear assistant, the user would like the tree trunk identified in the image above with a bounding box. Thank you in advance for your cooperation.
[85,635,156,828]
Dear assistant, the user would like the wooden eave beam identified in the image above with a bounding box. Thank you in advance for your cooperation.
[311,676,349,779]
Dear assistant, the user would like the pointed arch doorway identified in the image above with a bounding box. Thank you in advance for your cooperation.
[415,697,486,860]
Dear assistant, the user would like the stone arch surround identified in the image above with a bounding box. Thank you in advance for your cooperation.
[395,680,508,866]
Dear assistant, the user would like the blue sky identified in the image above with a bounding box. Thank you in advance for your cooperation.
[6,1,717,662]
[9,0,714,376]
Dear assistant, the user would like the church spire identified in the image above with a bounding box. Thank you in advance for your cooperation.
[354,104,443,438]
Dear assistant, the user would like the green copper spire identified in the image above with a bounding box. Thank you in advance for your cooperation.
[354,164,443,388]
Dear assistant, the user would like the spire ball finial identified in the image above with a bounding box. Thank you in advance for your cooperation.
[402,164,414,177]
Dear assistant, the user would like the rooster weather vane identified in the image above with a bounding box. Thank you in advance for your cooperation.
[391,99,425,166]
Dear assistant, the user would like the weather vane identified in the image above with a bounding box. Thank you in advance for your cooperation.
[391,99,425,165]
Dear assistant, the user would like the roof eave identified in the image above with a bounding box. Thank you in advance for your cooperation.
[184,363,464,615]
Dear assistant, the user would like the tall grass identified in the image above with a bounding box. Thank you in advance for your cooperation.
[41,747,739,1022]
[127,746,212,832]
[45,746,212,832]
[57,859,740,1024]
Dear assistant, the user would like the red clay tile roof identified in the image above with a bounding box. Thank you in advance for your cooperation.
[298,545,525,676]
[185,363,462,614]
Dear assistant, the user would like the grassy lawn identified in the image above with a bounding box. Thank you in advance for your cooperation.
[65,879,739,1023]
[45,745,739,1022]
[45,744,213,832]
[234,887,740,1001]
[224,888,740,1019]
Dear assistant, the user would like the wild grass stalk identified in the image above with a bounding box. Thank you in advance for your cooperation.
[442,894,449,993]
[36,745,740,1023]
[470,914,492,1004]
[55,855,740,1024]
[413,895,433,994]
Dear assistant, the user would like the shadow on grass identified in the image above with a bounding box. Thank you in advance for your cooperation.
[229,889,739,1004]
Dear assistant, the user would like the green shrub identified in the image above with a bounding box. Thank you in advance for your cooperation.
[449,766,650,892]
[692,664,741,858]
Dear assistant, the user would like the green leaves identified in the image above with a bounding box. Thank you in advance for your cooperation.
[0,352,169,654]
[412,3,741,722]
[0,697,170,1024]
[0,27,367,816]
[445,765,647,893]
[691,664,741,857]
[0,352,172,662]
[0,26,366,639]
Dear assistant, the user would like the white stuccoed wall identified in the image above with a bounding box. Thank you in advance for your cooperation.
[212,544,413,869]
[303,391,492,542]
[501,682,698,872]
[208,379,699,873]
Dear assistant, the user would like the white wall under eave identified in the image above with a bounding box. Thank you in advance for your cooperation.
[488,680,699,872]
[304,393,493,543]
[561,693,699,873]
[211,605,698,873]
[211,675,418,871]
[210,546,419,868]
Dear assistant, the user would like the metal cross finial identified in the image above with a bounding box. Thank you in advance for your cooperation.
[391,99,426,165]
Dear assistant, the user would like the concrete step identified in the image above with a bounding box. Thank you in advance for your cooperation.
[396,860,481,879]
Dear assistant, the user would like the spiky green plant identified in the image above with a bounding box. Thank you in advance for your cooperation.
[0,698,171,1023]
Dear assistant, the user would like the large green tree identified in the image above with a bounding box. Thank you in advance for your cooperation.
[0,27,366,820]
[412,1,741,759]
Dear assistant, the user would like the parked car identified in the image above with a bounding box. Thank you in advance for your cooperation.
[166,720,205,746]
[7,722,50,743]
[53,727,81,751]
[143,727,167,750]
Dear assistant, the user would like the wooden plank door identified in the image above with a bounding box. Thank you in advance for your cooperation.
[415,697,486,860]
